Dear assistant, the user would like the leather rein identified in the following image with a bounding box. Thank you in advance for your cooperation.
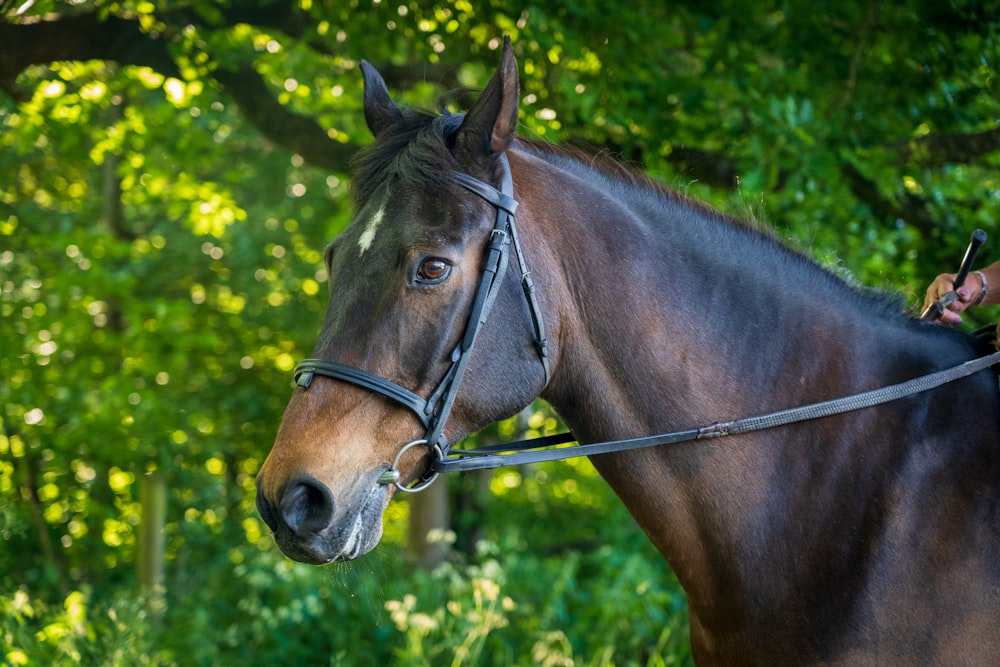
[293,154,1000,493]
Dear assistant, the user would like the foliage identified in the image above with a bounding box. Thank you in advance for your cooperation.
[1,0,998,664]
[4,454,689,666]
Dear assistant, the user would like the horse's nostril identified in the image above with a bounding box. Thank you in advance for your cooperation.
[278,476,336,536]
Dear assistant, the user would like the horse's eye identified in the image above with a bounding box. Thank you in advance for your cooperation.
[416,258,451,284]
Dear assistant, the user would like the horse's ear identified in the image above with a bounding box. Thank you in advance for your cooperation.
[361,60,403,138]
[455,36,519,161]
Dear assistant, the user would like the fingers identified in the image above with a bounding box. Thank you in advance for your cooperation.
[923,272,969,324]
[938,309,963,325]
[923,273,957,306]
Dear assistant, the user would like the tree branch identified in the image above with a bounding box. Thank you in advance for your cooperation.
[0,13,179,100]
[571,138,741,190]
[884,127,1000,166]
[6,6,996,188]
[840,163,941,236]
[665,145,740,189]
[211,64,354,172]
[839,127,1000,235]
[833,0,881,113]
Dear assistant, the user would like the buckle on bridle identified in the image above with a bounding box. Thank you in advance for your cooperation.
[377,439,443,493]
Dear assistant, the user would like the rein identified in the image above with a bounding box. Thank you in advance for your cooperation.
[434,349,1000,473]
[293,154,1000,492]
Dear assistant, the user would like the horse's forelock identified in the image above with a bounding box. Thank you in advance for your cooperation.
[350,109,465,206]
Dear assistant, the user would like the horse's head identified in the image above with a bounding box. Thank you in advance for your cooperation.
[255,39,550,564]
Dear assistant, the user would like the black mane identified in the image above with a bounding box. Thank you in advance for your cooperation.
[510,136,917,321]
[346,106,952,338]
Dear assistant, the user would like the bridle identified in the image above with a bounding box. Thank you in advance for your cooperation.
[292,152,1000,494]
[293,153,551,492]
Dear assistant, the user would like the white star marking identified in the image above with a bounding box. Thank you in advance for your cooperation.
[357,206,385,257]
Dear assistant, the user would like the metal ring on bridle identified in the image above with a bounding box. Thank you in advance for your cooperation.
[377,439,442,493]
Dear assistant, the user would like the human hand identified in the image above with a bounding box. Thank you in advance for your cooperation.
[923,272,985,324]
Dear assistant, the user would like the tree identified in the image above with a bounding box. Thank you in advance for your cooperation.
[1,1,997,664]
[3,1,996,262]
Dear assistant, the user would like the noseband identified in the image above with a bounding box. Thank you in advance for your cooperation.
[293,154,550,492]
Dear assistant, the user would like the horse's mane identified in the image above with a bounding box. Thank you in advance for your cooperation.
[510,137,930,326]
[513,136,757,230]
[351,108,758,234]
[348,107,928,329]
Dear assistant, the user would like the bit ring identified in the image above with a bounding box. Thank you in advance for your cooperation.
[377,439,442,493]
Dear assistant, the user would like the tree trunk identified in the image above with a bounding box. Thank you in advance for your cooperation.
[407,476,450,570]
[137,471,166,622]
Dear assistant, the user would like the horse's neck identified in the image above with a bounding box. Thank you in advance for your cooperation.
[526,152,876,437]
[520,149,997,621]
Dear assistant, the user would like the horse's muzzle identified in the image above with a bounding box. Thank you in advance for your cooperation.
[256,473,387,564]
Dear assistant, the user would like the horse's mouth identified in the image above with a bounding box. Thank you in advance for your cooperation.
[260,482,389,564]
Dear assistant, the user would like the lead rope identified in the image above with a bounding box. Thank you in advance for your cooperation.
[431,350,1000,474]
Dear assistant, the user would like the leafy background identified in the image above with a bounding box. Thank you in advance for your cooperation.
[1,0,997,665]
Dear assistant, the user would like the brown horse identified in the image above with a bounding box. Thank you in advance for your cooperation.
[256,39,1000,665]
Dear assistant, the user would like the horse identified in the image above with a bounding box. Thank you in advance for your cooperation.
[256,38,1000,665]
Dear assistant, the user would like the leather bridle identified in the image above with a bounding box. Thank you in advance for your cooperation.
[293,154,550,492]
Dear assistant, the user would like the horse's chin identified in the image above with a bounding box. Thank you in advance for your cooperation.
[272,483,388,565]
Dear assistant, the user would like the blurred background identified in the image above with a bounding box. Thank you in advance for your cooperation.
[1,0,997,664]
